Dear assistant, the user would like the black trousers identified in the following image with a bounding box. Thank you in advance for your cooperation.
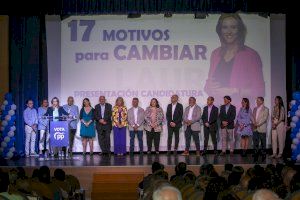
[185,126,200,151]
[167,127,180,151]
[97,129,111,153]
[146,129,160,152]
[69,129,76,152]
[253,131,266,155]
[203,127,217,151]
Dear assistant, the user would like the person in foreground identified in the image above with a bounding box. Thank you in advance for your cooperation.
[152,185,182,200]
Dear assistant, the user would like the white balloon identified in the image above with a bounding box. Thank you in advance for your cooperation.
[291,100,296,106]
[4,136,10,143]
[290,122,296,128]
[11,104,17,110]
[8,110,15,116]
[292,116,299,122]
[296,110,300,117]
[1,141,7,148]
[6,151,13,159]
[292,138,299,145]
[8,131,14,137]
[5,115,11,121]
[10,126,16,132]
[292,144,297,150]
[297,154,300,161]
[1,121,8,127]
[3,100,8,105]
[1,105,5,110]
[9,147,15,152]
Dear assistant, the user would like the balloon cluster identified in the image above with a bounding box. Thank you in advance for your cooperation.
[0,93,17,159]
[290,91,300,161]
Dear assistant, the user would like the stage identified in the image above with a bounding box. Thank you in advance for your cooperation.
[1,152,296,200]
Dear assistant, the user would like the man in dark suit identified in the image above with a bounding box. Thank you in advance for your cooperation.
[94,96,112,156]
[201,96,219,155]
[219,96,236,155]
[166,95,183,154]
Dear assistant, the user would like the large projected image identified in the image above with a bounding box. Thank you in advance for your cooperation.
[59,14,271,152]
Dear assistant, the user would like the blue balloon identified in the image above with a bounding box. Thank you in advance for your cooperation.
[293,91,300,101]
[291,105,298,112]
[10,116,16,121]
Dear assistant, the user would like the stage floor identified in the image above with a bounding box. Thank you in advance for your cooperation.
[0,152,290,167]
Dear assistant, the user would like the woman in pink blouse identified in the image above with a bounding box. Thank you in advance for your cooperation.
[204,13,265,105]
[144,98,164,154]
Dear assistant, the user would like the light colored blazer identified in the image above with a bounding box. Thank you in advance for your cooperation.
[183,105,202,131]
[253,105,269,133]
[127,107,145,131]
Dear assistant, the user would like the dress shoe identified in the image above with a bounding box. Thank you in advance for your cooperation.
[181,150,189,156]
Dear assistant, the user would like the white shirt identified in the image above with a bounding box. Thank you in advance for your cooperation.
[171,103,177,120]
[133,107,139,125]
[187,105,195,120]
[256,105,263,122]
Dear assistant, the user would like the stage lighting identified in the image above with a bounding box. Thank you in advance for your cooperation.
[164,12,172,18]
[194,12,208,19]
[127,13,141,18]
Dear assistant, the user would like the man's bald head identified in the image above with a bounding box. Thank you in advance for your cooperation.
[253,189,280,200]
[153,185,182,200]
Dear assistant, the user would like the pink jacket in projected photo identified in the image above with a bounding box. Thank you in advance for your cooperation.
[204,45,265,101]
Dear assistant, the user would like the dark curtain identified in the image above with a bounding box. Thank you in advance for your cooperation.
[9,16,48,154]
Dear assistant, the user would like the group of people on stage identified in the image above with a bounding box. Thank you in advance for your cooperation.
[23,94,287,159]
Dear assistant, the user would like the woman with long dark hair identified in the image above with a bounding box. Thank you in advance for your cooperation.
[271,96,285,159]
[79,98,95,156]
[236,98,253,156]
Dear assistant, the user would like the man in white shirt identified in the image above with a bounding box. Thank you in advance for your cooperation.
[252,97,269,160]
[182,97,202,156]
[127,98,145,155]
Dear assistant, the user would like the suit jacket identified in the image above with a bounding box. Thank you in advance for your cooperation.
[219,104,236,129]
[183,104,202,131]
[166,103,183,128]
[44,106,69,119]
[94,103,112,131]
[127,107,145,131]
[253,105,269,133]
[202,105,219,131]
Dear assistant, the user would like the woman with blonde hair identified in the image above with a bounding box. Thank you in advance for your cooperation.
[112,97,128,156]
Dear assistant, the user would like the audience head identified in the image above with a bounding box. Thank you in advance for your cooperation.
[54,168,66,181]
[252,189,280,200]
[38,166,51,184]
[67,96,74,105]
[204,176,228,200]
[224,163,233,172]
[0,172,9,192]
[290,172,300,193]
[32,169,39,179]
[177,162,187,176]
[132,97,139,107]
[152,162,163,174]
[17,167,26,179]
[152,185,182,200]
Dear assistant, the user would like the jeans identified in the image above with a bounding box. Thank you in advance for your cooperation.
[130,130,143,152]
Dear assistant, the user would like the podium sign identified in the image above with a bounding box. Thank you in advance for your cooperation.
[50,121,69,147]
